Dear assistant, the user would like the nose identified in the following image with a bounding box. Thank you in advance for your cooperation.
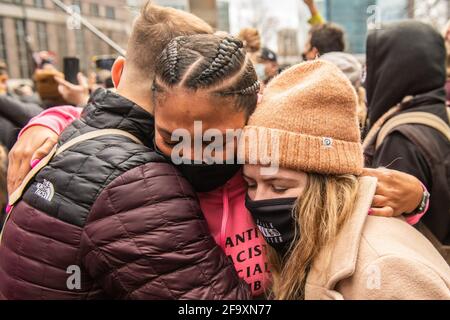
[253,187,269,202]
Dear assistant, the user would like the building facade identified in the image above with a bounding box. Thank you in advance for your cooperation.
[0,0,131,79]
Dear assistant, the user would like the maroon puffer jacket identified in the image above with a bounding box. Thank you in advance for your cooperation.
[0,90,251,299]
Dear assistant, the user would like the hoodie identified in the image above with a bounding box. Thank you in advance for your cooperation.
[365,20,447,127]
[365,21,450,244]
[198,172,270,297]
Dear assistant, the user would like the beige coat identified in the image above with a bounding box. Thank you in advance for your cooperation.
[305,176,450,300]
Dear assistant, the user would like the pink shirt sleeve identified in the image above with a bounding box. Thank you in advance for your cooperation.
[404,183,430,226]
[19,105,82,137]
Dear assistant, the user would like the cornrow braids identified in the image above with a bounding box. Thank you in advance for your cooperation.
[221,80,261,96]
[158,37,189,85]
[154,34,259,118]
[194,37,244,87]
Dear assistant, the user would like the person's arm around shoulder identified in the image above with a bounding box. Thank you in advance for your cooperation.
[362,167,428,224]
[19,105,82,137]
[80,160,251,300]
[7,106,82,195]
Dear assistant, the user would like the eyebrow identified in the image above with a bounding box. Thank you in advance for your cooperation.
[243,173,277,182]
[243,173,298,184]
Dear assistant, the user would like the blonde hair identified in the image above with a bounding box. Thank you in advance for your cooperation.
[0,145,7,213]
[268,173,359,300]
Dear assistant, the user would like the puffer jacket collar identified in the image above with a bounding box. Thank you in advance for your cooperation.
[81,89,155,149]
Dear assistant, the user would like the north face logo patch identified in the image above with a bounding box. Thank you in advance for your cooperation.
[35,179,55,202]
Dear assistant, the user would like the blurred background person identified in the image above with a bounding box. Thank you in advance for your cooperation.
[443,21,450,105]
[54,72,90,107]
[320,52,367,128]
[363,21,450,258]
[302,22,346,61]
[0,61,8,96]
[0,60,43,150]
[255,47,279,85]
[0,145,6,227]
[303,0,325,26]
[11,83,41,105]
[238,27,262,65]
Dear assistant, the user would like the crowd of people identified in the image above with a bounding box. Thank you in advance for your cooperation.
[0,0,448,300]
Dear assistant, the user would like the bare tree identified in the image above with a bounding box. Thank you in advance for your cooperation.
[409,0,448,30]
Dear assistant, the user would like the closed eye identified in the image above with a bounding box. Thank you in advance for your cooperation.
[271,185,289,194]
[163,139,179,147]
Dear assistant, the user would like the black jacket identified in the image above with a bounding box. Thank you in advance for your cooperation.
[0,94,43,149]
[365,21,450,244]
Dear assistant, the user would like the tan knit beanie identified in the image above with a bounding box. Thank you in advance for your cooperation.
[241,60,364,175]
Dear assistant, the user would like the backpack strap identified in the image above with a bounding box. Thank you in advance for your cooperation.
[375,110,450,150]
[8,129,143,207]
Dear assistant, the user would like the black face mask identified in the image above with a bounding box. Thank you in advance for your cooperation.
[175,161,242,192]
[154,145,241,193]
[245,194,298,257]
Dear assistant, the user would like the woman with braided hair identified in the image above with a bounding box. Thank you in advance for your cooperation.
[152,34,270,296]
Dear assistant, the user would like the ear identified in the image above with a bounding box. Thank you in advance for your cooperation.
[311,47,320,59]
[111,56,125,88]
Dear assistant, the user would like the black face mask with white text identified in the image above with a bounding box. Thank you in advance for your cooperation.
[245,194,298,257]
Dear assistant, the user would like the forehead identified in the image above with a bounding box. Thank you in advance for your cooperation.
[154,88,246,132]
[244,165,307,181]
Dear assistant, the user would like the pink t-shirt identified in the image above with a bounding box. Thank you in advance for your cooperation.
[198,172,271,297]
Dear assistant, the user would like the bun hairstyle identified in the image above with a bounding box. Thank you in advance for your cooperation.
[237,28,261,53]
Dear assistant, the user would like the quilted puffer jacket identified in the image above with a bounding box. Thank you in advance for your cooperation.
[0,89,251,300]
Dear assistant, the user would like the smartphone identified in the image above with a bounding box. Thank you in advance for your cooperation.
[94,56,116,71]
[63,57,80,84]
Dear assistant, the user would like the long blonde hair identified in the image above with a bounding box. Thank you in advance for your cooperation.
[268,173,359,300]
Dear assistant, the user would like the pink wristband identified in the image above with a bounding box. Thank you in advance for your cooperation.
[405,183,430,226]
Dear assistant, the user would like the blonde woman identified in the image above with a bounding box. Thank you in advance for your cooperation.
[241,60,450,300]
